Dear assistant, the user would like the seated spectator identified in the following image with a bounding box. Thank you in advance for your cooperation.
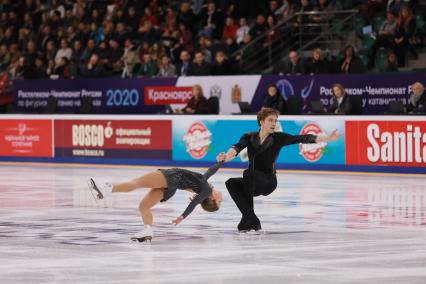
[187,51,211,76]
[196,36,213,63]
[236,17,250,44]
[249,14,268,39]
[312,0,336,23]
[161,24,177,47]
[24,40,39,67]
[264,15,281,47]
[385,50,399,72]
[236,33,258,72]
[262,84,287,114]
[95,40,106,60]
[80,39,96,63]
[211,50,233,75]
[0,44,11,72]
[115,22,129,45]
[222,16,239,40]
[53,57,71,79]
[407,82,426,113]
[55,38,72,64]
[394,5,418,67]
[275,50,306,75]
[275,0,295,22]
[327,83,353,114]
[89,22,105,46]
[295,0,315,27]
[178,84,209,114]
[150,42,167,62]
[199,1,224,40]
[33,57,47,79]
[125,6,140,34]
[121,38,140,77]
[177,1,197,35]
[177,23,194,53]
[339,45,365,74]
[171,23,193,60]
[157,55,176,77]
[224,36,239,59]
[139,21,161,45]
[361,0,386,21]
[44,40,58,62]
[107,39,123,75]
[176,50,191,76]
[387,0,403,14]
[137,53,158,78]
[46,59,56,78]
[369,11,397,66]
[81,53,105,78]
[9,56,31,80]
[139,7,158,29]
[307,48,329,74]
[268,0,281,19]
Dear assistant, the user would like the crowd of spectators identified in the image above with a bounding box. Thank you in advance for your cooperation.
[0,0,423,81]
[0,0,366,80]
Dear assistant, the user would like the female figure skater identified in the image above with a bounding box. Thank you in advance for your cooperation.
[88,161,224,242]
[219,107,340,232]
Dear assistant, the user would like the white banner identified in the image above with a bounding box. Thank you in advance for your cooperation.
[176,75,262,114]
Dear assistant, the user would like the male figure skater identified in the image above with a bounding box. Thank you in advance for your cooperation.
[219,108,340,232]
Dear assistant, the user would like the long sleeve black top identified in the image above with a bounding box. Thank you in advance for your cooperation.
[232,132,317,174]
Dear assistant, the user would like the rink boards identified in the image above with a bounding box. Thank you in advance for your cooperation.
[0,115,425,174]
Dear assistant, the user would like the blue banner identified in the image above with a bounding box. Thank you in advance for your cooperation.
[172,118,345,166]
[14,73,425,115]
[252,73,425,114]
[14,78,177,114]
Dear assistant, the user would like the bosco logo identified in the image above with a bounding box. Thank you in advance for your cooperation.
[72,122,113,147]
[299,122,326,162]
[182,121,212,159]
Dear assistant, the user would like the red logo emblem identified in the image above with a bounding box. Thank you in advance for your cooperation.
[183,122,212,159]
[299,122,326,162]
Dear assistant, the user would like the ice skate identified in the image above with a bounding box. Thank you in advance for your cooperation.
[131,226,153,243]
[87,178,112,202]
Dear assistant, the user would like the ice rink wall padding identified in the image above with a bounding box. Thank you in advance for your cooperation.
[0,115,425,174]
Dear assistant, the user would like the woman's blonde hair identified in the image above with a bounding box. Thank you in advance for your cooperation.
[192,84,204,98]
[312,48,324,60]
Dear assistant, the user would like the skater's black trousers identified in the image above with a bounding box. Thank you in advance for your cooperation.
[226,169,277,226]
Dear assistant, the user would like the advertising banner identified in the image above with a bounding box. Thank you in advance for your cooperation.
[253,73,425,114]
[55,119,172,160]
[14,78,177,114]
[176,75,262,114]
[346,120,426,167]
[14,73,424,115]
[0,119,53,157]
[144,86,193,105]
[172,118,345,165]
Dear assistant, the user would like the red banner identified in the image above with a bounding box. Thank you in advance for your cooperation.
[0,119,53,157]
[346,121,426,167]
[144,86,193,105]
[54,120,171,159]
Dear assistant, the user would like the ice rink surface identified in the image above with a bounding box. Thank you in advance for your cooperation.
[0,162,425,284]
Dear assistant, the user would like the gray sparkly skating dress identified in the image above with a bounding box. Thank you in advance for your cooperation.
[158,161,223,218]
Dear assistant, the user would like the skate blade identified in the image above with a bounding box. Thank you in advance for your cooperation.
[130,236,152,243]
[238,229,266,235]
[87,179,104,200]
